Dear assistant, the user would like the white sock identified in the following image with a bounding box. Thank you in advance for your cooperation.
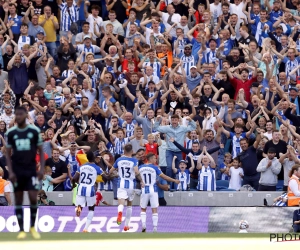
[118,204,124,213]
[113,199,118,205]
[140,212,146,229]
[152,213,158,228]
[84,211,94,231]
[125,206,132,227]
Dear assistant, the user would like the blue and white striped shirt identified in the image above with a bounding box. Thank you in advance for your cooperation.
[176,169,190,191]
[62,69,76,79]
[59,3,79,32]
[202,49,217,64]
[197,166,216,191]
[77,163,102,197]
[139,163,162,194]
[180,55,196,76]
[114,156,138,189]
[87,65,100,89]
[142,61,161,78]
[114,137,130,155]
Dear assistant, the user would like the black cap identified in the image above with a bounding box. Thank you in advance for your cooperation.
[268,148,276,153]
[209,38,217,44]
[199,104,207,111]
[251,82,259,88]
[290,87,299,92]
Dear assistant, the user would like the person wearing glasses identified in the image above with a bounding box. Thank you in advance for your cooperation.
[0,104,15,128]
[0,79,15,111]
[36,55,54,89]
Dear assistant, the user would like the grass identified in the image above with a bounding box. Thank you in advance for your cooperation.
[1,233,298,250]
[0,232,272,241]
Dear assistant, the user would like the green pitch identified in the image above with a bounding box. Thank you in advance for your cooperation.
[0,233,295,250]
[0,232,271,241]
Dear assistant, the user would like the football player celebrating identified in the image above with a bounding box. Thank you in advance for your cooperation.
[109,144,144,231]
[139,153,180,232]
[73,151,104,232]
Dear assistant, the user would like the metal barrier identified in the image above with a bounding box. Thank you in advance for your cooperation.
[13,191,284,206]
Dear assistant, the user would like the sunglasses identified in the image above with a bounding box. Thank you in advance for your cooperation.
[4,106,11,109]
[183,112,189,114]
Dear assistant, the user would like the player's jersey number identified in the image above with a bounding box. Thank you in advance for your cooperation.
[143,173,151,184]
[120,166,131,178]
[80,172,92,184]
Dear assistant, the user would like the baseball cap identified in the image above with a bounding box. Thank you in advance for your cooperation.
[209,38,217,44]
[190,66,197,69]
[179,160,188,165]
[251,82,259,88]
[37,31,44,35]
[148,80,155,85]
[290,87,299,92]
[199,103,207,111]
[184,44,192,48]
[83,35,91,40]
[74,106,81,111]
[268,148,276,153]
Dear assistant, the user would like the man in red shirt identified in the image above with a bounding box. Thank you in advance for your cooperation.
[119,48,139,72]
[227,66,257,102]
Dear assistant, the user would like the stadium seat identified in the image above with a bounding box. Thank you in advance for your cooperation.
[219,188,237,191]
[276,180,284,191]
[216,180,229,188]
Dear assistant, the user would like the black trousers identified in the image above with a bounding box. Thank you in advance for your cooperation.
[258,185,276,191]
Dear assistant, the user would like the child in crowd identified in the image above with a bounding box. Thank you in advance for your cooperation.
[172,154,195,191]
[219,152,232,181]
[140,133,161,157]
[197,147,216,191]
[44,83,54,100]
[42,166,54,192]
[228,157,244,191]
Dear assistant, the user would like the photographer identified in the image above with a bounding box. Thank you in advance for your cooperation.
[37,190,55,206]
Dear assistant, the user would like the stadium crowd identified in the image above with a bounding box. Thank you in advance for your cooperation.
[1,0,300,205]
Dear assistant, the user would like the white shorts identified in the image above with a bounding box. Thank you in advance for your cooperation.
[140,192,159,209]
[75,195,96,207]
[117,188,135,201]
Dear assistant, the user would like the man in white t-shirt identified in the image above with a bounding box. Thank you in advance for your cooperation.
[140,18,163,45]
[84,4,103,34]
[210,0,222,24]
[101,10,124,36]
[228,0,246,21]
[263,120,273,140]
[157,5,181,37]
[81,77,96,107]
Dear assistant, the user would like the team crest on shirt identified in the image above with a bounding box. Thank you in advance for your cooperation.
[13,134,18,139]
[27,132,33,139]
